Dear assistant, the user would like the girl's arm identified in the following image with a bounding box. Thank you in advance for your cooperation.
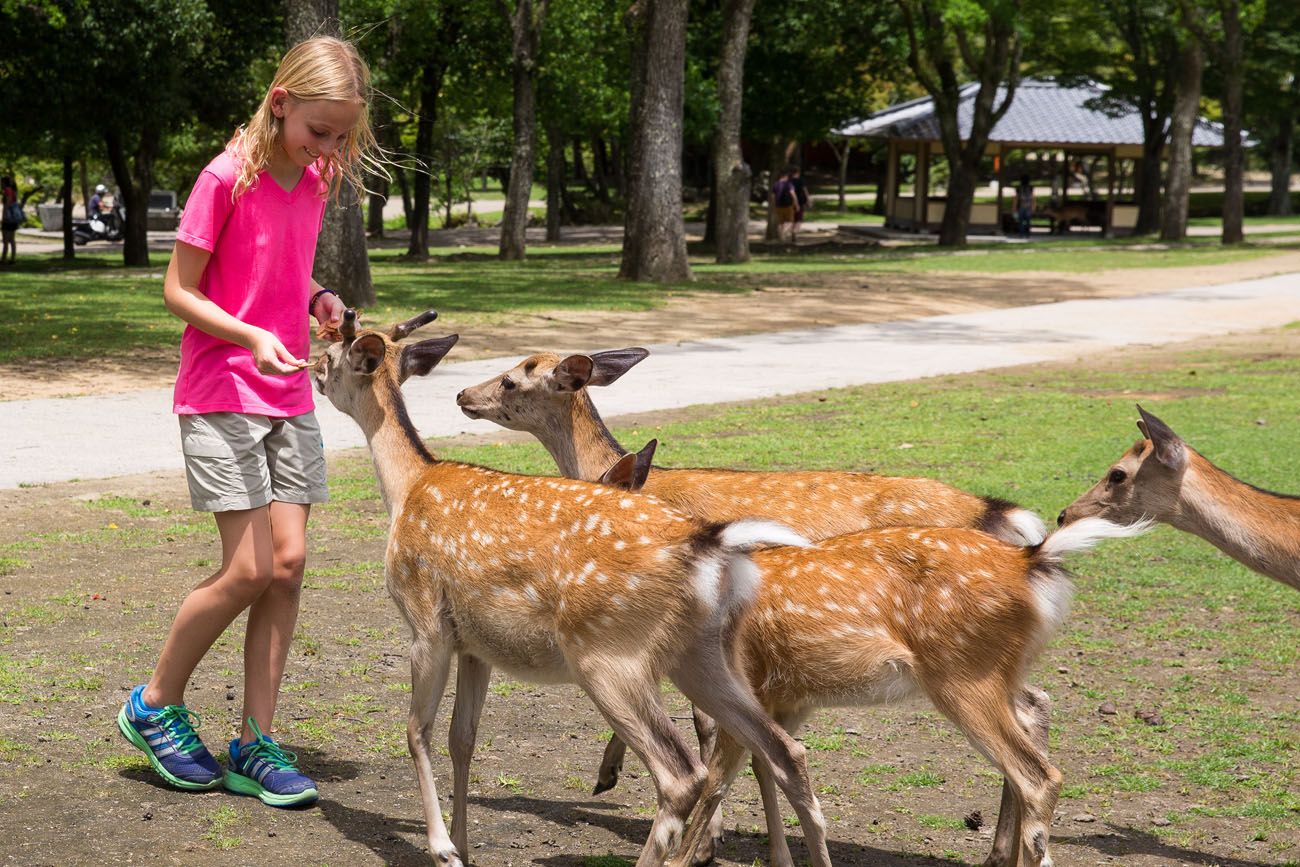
[163,241,307,375]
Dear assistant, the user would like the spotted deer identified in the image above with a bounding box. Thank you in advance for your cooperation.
[603,459,1150,867]
[312,310,831,867]
[455,347,1050,825]
[1061,405,1300,592]
[455,348,1047,546]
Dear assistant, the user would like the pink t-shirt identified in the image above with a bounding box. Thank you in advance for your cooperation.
[172,149,327,417]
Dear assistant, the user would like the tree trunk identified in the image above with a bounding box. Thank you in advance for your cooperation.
[62,153,75,261]
[408,72,441,259]
[619,0,692,282]
[1267,117,1294,216]
[78,159,89,221]
[1218,0,1244,245]
[938,156,977,246]
[830,138,850,213]
[499,0,547,261]
[1134,136,1165,234]
[104,126,157,267]
[545,119,565,242]
[1160,37,1203,242]
[592,135,611,202]
[367,183,387,237]
[285,2,374,301]
[712,0,756,264]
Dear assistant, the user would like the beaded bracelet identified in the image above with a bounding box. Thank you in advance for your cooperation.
[308,288,338,317]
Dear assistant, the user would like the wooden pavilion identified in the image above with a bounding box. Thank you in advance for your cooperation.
[836,79,1227,235]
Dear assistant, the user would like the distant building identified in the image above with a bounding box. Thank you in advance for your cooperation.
[836,79,1227,235]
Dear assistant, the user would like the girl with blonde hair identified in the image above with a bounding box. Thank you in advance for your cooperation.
[116,36,378,807]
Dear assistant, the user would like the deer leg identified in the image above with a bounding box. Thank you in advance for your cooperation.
[668,727,750,867]
[690,706,725,864]
[594,735,628,795]
[987,685,1053,867]
[753,708,811,867]
[575,660,706,867]
[449,654,492,859]
[407,637,460,866]
[670,638,830,867]
[932,680,1062,867]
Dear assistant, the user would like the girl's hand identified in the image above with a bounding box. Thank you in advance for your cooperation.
[317,291,346,331]
[249,328,308,375]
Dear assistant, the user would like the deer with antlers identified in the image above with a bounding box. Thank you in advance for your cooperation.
[599,453,1150,867]
[455,348,1048,547]
[1061,405,1300,592]
[312,311,832,867]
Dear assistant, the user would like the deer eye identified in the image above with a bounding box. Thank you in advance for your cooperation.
[1108,468,1127,485]
[502,378,517,391]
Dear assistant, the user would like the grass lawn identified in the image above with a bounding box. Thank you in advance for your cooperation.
[1,240,1291,366]
[424,331,1300,854]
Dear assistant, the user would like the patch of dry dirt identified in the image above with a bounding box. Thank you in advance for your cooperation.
[5,250,1299,402]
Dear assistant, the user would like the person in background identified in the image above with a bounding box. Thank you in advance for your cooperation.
[88,183,109,217]
[1014,174,1035,238]
[772,166,797,245]
[790,166,810,240]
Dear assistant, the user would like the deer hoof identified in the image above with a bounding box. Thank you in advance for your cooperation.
[432,846,463,867]
[592,768,620,795]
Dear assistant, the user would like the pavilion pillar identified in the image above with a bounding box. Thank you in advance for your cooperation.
[995,144,1006,235]
[884,138,898,228]
[1105,148,1116,238]
[915,143,930,232]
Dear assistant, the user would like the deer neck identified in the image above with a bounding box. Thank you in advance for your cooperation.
[541,391,626,482]
[352,378,435,515]
[1174,451,1300,589]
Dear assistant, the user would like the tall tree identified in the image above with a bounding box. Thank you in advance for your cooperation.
[83,0,277,266]
[1160,30,1204,240]
[286,0,376,305]
[620,0,693,283]
[498,0,550,260]
[711,0,756,264]
[897,0,1023,247]
[1245,0,1300,215]
[1180,0,1252,244]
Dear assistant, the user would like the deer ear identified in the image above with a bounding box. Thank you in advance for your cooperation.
[552,355,594,392]
[1136,404,1186,470]
[399,334,459,383]
[348,333,387,376]
[599,452,640,490]
[630,438,657,490]
[587,348,650,387]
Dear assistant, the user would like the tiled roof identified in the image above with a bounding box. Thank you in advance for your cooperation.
[835,79,1225,147]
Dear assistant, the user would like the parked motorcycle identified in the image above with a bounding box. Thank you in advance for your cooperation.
[73,201,125,245]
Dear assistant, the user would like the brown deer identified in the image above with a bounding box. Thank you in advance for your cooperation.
[455,349,1050,813]
[1061,404,1300,592]
[312,310,831,867]
[601,454,1150,867]
[455,348,1047,546]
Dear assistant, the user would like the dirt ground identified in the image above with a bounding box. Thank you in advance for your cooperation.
[1,261,1298,866]
[6,249,1300,403]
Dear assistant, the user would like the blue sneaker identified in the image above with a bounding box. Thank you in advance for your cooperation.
[116,684,223,790]
[224,718,318,807]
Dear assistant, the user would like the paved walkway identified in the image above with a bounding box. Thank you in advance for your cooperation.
[5,272,1300,489]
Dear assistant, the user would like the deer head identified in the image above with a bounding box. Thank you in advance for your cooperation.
[313,308,460,418]
[1059,405,1188,526]
[456,347,649,430]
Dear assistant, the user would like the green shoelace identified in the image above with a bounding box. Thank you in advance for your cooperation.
[152,705,205,755]
[241,718,300,770]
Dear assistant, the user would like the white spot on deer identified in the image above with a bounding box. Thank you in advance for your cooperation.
[585,514,600,532]
[638,536,651,545]
[600,520,612,535]
[620,498,634,508]
[614,540,627,551]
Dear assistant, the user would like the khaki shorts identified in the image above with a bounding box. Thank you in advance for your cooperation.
[180,412,329,512]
